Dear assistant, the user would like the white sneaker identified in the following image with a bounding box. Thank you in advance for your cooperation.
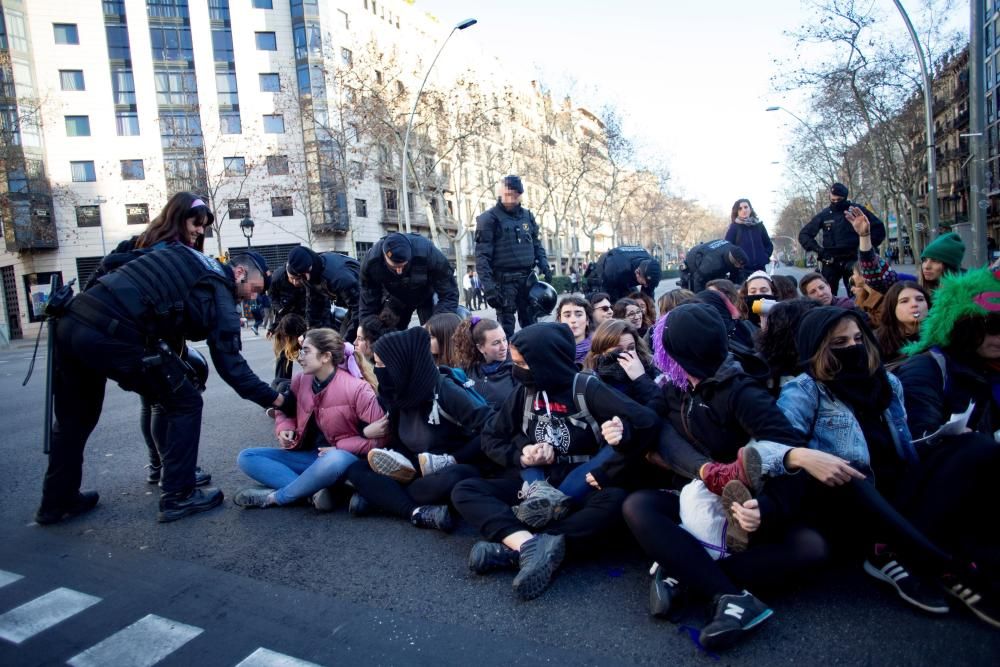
[418,452,457,476]
[367,449,417,483]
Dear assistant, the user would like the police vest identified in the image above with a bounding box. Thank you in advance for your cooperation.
[486,206,537,273]
[96,243,231,334]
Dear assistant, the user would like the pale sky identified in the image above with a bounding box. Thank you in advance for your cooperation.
[414,0,968,227]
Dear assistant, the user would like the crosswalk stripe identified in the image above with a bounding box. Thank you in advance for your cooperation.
[68,614,203,667]
[0,570,23,589]
[235,647,325,667]
[0,587,101,644]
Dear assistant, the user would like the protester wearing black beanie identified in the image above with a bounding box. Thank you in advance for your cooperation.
[373,327,440,409]
[662,303,730,380]
[509,322,577,391]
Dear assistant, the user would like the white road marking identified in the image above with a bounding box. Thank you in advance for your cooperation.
[0,570,23,588]
[235,647,325,667]
[0,587,101,644]
[68,614,203,667]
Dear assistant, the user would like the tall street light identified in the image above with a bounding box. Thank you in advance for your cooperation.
[240,216,255,248]
[892,0,939,237]
[766,106,838,183]
[400,18,477,233]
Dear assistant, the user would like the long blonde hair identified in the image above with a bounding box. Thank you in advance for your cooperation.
[303,328,378,389]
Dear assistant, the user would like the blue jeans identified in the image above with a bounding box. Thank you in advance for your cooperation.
[520,446,616,501]
[237,447,358,505]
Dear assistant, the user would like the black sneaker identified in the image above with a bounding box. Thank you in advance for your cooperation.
[864,550,949,614]
[157,487,224,523]
[410,505,454,532]
[942,572,1000,629]
[146,464,162,484]
[348,493,371,517]
[698,590,774,651]
[469,541,519,574]
[148,466,212,487]
[35,491,100,525]
[512,533,566,600]
[649,564,686,618]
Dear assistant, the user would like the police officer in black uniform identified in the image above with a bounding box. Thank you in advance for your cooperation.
[475,175,551,339]
[35,244,286,525]
[280,246,361,342]
[678,240,748,293]
[588,245,662,302]
[799,182,886,295]
[358,232,459,328]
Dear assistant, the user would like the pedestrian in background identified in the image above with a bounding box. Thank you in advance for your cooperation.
[725,198,773,282]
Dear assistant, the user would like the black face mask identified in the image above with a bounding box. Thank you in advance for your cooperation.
[832,344,869,377]
[511,365,535,387]
[374,367,396,400]
[596,353,631,384]
[831,199,850,212]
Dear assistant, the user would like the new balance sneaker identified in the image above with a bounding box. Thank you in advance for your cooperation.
[311,487,336,513]
[942,571,1000,628]
[348,493,372,517]
[232,487,276,509]
[367,449,417,483]
[410,505,454,532]
[469,541,519,574]
[864,547,949,614]
[147,465,212,487]
[721,480,753,553]
[34,491,100,526]
[418,452,457,476]
[512,533,566,600]
[699,590,774,650]
[158,487,224,523]
[649,563,686,618]
[513,480,573,529]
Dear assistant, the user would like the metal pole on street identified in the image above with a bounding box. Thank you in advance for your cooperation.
[969,0,988,266]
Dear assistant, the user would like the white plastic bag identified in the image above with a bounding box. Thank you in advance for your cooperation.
[678,480,728,560]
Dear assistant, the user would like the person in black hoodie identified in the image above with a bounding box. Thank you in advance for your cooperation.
[343,327,492,531]
[451,323,659,601]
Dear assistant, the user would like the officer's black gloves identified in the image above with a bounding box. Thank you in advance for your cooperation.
[485,292,503,309]
[543,271,553,284]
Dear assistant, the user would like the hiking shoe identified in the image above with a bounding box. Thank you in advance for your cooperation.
[348,492,371,517]
[942,571,1000,628]
[232,487,276,509]
[418,452,457,476]
[367,449,417,483]
[469,541,519,575]
[410,505,454,532]
[148,465,212,487]
[864,548,949,614]
[699,590,774,650]
[513,480,573,528]
[649,563,686,618]
[158,487,224,523]
[701,446,763,496]
[35,491,100,526]
[311,488,336,512]
[721,480,753,553]
[741,445,764,494]
[512,533,566,600]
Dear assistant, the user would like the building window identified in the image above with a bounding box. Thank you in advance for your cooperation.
[207,0,230,21]
[382,188,398,211]
[150,27,193,62]
[341,48,352,66]
[267,155,289,175]
[212,30,234,62]
[220,111,242,134]
[349,160,363,178]
[263,114,284,133]
[338,9,350,28]
[147,0,189,18]
[54,23,79,45]
[271,196,293,216]
[121,159,145,180]
[255,32,277,51]
[259,73,280,92]
[116,111,140,136]
[229,198,250,219]
[76,205,101,228]
[355,241,373,258]
[65,116,91,137]
[355,198,367,218]
[252,0,273,7]
[224,156,246,176]
[106,25,130,60]
[71,161,96,182]
[216,72,239,106]
[59,70,85,91]
[126,203,150,225]
[159,112,202,148]
[155,70,198,106]
[111,68,136,106]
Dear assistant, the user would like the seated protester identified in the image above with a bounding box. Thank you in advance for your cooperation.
[451,322,659,600]
[451,316,517,408]
[770,274,798,301]
[424,312,462,367]
[754,298,819,393]
[777,307,999,624]
[627,290,657,334]
[234,329,388,510]
[918,232,965,293]
[614,298,647,337]
[353,311,398,365]
[344,327,492,532]
[588,292,614,329]
[556,294,593,366]
[697,289,756,351]
[848,206,932,295]
[896,267,1000,577]
[737,271,776,329]
[657,288,696,317]
[799,272,856,308]
[583,319,661,404]
[270,314,308,393]
[874,281,930,370]
[705,278,739,307]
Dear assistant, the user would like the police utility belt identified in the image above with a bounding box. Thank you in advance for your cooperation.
[496,271,534,284]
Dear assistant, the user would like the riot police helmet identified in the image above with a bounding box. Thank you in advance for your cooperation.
[528,281,558,316]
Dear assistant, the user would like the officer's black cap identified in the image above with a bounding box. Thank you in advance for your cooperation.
[286,246,315,276]
[383,233,412,263]
[831,182,849,197]
[503,175,524,194]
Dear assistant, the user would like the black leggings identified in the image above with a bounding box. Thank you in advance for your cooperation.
[623,489,829,599]
[451,477,627,548]
[345,461,479,518]
[139,395,161,467]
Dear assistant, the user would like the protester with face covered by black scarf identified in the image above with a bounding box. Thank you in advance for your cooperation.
[582,319,661,403]
[451,322,658,601]
[343,327,492,532]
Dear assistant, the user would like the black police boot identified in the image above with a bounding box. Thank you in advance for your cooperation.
[157,487,224,523]
[35,491,100,526]
[149,465,211,487]
[146,464,162,484]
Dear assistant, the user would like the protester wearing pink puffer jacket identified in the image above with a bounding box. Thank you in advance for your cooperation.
[233,328,389,511]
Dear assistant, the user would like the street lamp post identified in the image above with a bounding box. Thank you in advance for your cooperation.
[94,195,107,255]
[240,217,255,248]
[400,18,477,233]
[766,106,838,183]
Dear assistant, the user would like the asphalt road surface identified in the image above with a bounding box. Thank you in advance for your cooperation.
[1,269,997,666]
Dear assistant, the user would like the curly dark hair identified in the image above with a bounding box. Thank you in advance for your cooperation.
[452,317,503,370]
[754,298,818,381]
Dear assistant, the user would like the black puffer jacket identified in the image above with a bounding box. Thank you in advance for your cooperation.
[466,360,518,408]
